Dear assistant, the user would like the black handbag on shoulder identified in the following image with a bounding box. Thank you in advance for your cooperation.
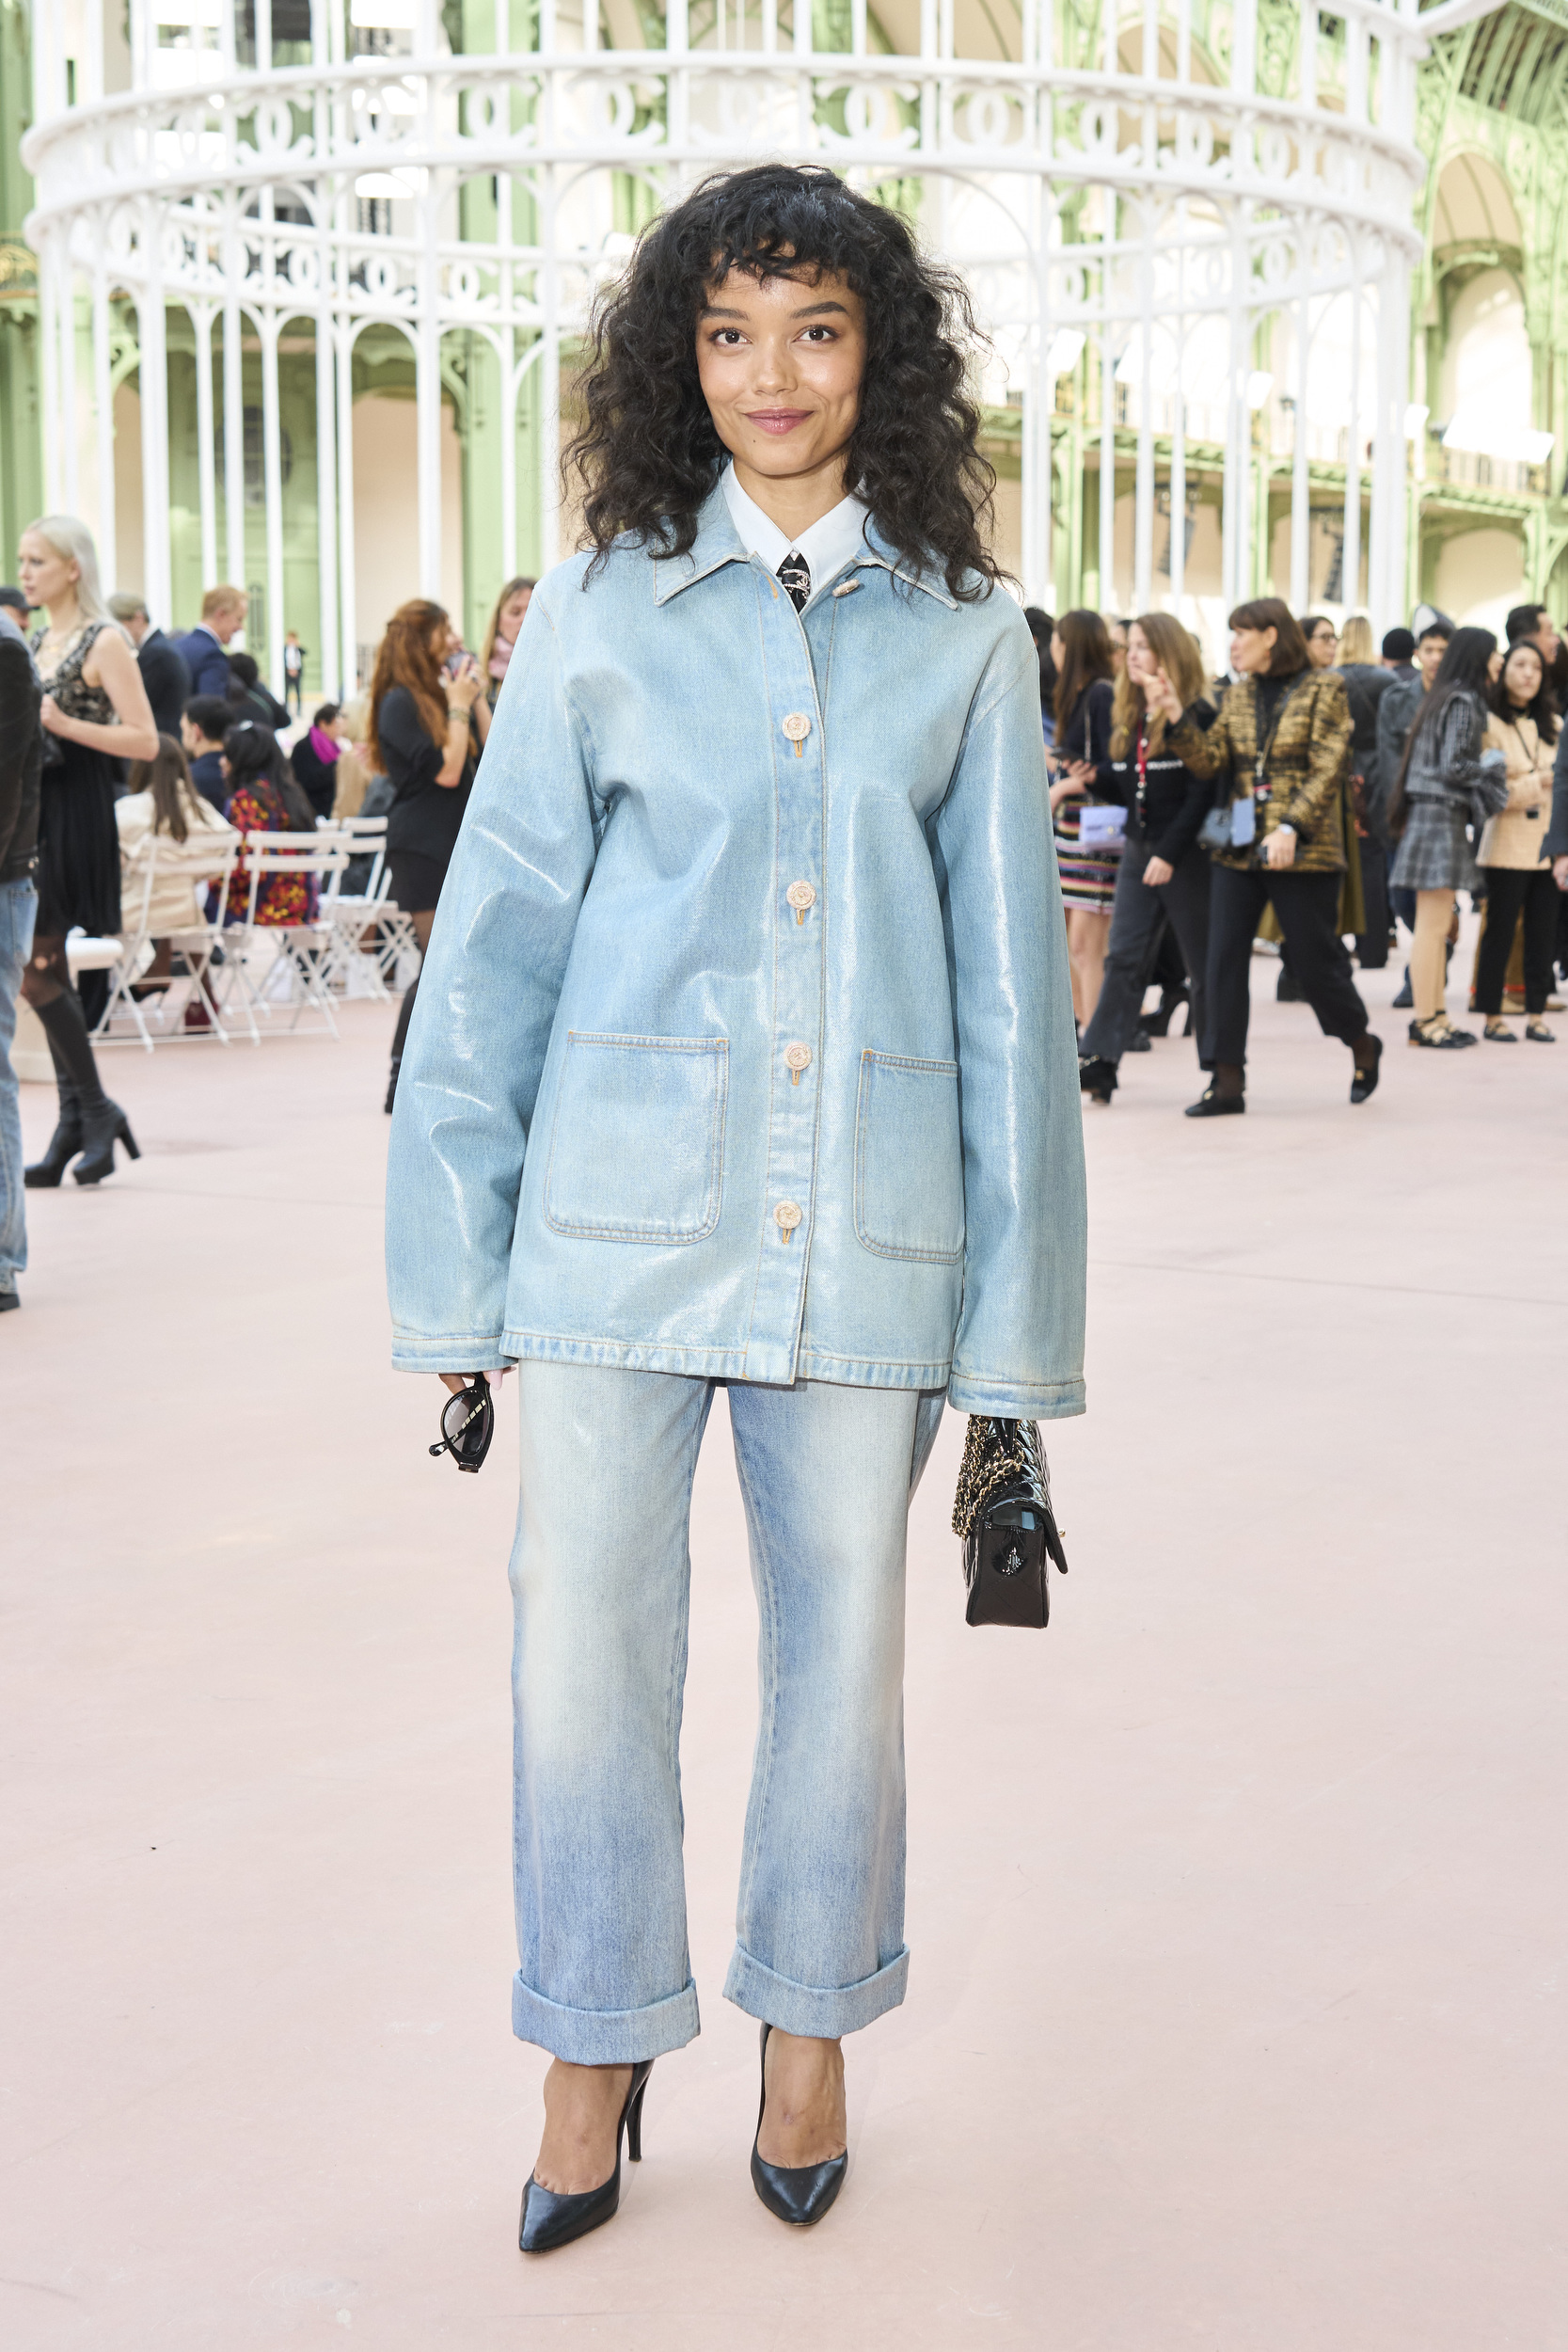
[951,1417,1069,1629]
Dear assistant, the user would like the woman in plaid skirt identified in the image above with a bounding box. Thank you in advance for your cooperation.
[1387,628,1508,1049]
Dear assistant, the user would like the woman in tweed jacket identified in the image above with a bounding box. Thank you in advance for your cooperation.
[1147,596,1382,1116]
[1387,628,1507,1049]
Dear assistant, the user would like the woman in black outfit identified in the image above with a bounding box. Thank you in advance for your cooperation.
[1047,609,1118,1025]
[18,516,157,1186]
[372,599,484,1109]
[1073,612,1215,1102]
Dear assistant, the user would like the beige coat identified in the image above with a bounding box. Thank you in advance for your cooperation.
[117,786,238,934]
[1479,713,1555,869]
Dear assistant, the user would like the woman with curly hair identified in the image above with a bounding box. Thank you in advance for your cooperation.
[369,598,484,1108]
[384,163,1085,2249]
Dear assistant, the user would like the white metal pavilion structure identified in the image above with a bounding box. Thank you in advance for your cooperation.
[23,0,1465,696]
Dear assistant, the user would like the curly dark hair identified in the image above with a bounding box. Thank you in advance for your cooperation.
[566,164,1001,602]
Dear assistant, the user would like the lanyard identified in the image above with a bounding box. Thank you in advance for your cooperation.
[1134,718,1149,823]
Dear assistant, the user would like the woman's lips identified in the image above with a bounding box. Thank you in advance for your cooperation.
[744,409,812,436]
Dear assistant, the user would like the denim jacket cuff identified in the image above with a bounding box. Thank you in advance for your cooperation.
[946,1371,1085,1420]
[390,1328,515,1375]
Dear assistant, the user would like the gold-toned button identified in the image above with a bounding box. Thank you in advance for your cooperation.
[782,711,811,757]
[784,1042,812,1084]
[785,880,816,922]
[774,1200,803,1241]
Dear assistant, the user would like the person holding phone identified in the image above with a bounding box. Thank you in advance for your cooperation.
[1144,596,1382,1115]
[385,162,1086,2253]
[1047,609,1118,1025]
[371,601,484,1111]
[1072,612,1215,1102]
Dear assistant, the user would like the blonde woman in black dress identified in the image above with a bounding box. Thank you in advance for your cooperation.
[19,516,156,1184]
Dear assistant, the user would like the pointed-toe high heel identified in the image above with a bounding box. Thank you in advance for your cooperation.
[71,1098,140,1185]
[750,2023,847,2229]
[518,2058,653,2256]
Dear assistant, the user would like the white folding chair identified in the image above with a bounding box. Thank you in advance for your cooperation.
[96,835,240,1048]
[217,831,353,1041]
[319,816,396,1000]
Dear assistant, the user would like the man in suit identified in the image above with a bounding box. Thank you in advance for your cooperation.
[108,593,192,739]
[173,585,247,701]
[0,603,42,1310]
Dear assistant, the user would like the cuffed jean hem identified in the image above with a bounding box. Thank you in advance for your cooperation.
[511,1971,701,2064]
[722,1941,910,2039]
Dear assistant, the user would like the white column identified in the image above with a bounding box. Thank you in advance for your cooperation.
[137,215,173,625]
[1369,256,1410,632]
[92,268,118,590]
[261,316,287,695]
[39,235,63,512]
[60,254,81,515]
[338,323,359,692]
[1342,266,1363,614]
[1133,196,1155,613]
[314,315,341,704]
[1100,323,1115,608]
[1221,217,1247,612]
[1170,208,1187,612]
[223,202,246,589]
[538,167,561,574]
[193,305,219,595]
[1290,292,1310,612]
[417,197,444,599]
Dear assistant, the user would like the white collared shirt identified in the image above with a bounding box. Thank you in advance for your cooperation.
[721,465,872,609]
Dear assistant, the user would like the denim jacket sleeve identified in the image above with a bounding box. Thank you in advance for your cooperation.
[933,643,1087,1420]
[385,604,599,1370]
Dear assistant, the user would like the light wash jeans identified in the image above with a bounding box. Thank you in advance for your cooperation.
[0,877,37,1294]
[508,1362,945,2063]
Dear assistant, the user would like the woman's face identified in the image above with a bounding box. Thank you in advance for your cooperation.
[1126,624,1155,684]
[1488,645,1506,684]
[17,530,77,612]
[499,586,531,640]
[1050,628,1065,668]
[1107,621,1127,673]
[1503,644,1541,705]
[430,620,459,665]
[1230,623,1275,676]
[1306,621,1338,669]
[696,264,867,492]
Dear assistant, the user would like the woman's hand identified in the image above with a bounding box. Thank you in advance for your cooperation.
[1263,826,1297,870]
[439,1373,471,1394]
[1063,759,1097,789]
[1142,854,1174,887]
[1048,777,1079,812]
[1554,855,1568,892]
[1144,667,1183,725]
[39,691,71,739]
[444,662,482,714]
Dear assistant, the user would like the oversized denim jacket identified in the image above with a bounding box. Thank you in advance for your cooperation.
[386,488,1087,1420]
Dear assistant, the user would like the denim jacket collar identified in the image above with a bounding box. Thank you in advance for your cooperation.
[650,483,958,611]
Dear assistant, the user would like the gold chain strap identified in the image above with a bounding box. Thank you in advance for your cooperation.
[952,1416,1043,1537]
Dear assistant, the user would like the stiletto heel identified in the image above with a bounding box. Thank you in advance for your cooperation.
[750,2023,847,2228]
[518,2058,653,2256]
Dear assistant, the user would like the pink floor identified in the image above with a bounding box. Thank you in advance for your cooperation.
[4,957,1564,2350]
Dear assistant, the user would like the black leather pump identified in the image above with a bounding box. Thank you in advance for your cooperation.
[750,2024,847,2228]
[518,2060,652,2255]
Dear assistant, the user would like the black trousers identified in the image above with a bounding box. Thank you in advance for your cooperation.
[1474,865,1559,1014]
[1208,865,1368,1068]
[1078,831,1212,1067]
[1354,837,1391,968]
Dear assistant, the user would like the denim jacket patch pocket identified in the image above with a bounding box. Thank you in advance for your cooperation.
[546,1032,728,1243]
[853,1049,964,1263]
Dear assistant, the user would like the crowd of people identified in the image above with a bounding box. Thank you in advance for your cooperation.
[0,512,540,1306]
[1022,594,1568,1113]
[3,491,1565,1318]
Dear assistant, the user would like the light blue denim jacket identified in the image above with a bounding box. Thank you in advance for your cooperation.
[386,486,1086,1419]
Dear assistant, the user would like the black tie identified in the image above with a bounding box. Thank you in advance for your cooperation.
[778,551,810,612]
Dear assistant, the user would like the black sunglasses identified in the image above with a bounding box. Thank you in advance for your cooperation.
[430,1375,495,1473]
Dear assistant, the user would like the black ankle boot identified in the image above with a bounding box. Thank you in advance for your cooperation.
[24,1077,83,1187]
[31,992,137,1184]
[72,1096,141,1184]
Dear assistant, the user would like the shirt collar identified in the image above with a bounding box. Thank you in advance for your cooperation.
[650,479,958,611]
[720,465,872,607]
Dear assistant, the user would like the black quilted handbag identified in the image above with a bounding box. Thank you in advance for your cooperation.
[951,1417,1069,1629]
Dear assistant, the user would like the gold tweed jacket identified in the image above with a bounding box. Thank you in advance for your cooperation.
[1169,669,1353,874]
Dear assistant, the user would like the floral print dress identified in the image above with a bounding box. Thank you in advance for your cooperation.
[224,784,320,926]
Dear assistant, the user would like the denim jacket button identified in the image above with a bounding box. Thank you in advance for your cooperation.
[784,1042,812,1072]
[774,1200,803,1237]
[785,880,816,914]
[782,712,811,742]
